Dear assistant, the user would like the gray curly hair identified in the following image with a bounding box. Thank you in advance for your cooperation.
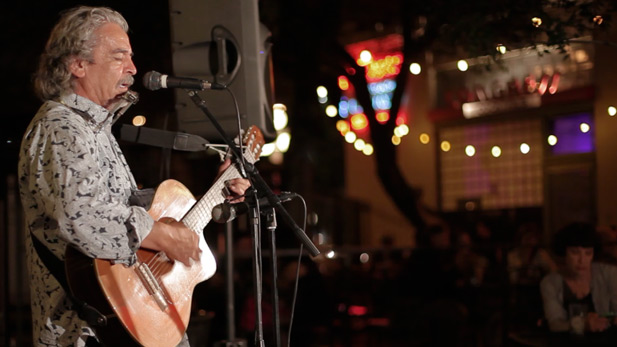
[33,6,129,101]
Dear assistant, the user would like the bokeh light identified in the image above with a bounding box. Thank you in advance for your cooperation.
[532,17,542,27]
[491,146,502,158]
[132,115,146,126]
[547,135,558,146]
[275,132,291,152]
[345,131,357,143]
[441,140,451,152]
[316,86,328,98]
[273,103,288,130]
[465,145,476,157]
[325,105,338,117]
[409,63,422,75]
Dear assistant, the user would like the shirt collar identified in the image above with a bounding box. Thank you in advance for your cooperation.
[59,93,113,127]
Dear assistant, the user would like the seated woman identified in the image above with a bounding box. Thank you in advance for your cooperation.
[508,222,557,286]
[540,222,617,332]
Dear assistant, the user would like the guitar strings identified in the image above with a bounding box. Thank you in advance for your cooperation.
[146,251,168,278]
[133,137,258,307]
[144,164,244,286]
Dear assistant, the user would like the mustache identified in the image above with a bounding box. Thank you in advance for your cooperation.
[119,75,135,86]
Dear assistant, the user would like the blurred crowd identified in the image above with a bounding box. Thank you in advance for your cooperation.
[189,219,617,347]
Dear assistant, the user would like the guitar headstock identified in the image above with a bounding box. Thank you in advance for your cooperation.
[240,125,265,164]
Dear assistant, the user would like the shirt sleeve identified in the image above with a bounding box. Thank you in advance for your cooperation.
[540,274,570,332]
[29,115,153,264]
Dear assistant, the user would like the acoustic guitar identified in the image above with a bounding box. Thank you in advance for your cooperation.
[65,126,264,346]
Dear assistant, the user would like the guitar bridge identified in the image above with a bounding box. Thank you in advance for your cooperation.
[136,262,169,311]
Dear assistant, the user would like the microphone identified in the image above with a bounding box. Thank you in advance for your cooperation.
[212,192,299,223]
[142,70,226,91]
[118,125,210,152]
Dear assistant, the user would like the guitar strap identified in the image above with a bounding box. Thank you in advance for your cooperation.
[30,232,107,327]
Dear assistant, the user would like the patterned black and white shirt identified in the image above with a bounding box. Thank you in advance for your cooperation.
[18,93,154,346]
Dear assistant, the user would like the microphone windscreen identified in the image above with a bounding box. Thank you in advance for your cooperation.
[211,203,232,223]
[143,71,162,91]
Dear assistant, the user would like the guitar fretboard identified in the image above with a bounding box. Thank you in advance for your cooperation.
[181,165,243,233]
[180,126,262,235]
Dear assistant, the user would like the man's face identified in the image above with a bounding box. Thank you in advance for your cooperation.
[71,22,136,109]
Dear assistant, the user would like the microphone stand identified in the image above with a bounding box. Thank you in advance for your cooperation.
[247,196,265,347]
[221,221,246,347]
[185,90,320,256]
[185,90,320,346]
[265,208,282,347]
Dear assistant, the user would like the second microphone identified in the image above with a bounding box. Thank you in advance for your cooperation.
[212,192,298,223]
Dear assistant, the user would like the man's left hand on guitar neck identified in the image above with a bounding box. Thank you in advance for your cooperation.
[217,158,252,203]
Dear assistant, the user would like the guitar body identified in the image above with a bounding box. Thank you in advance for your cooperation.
[66,180,217,347]
[65,126,264,346]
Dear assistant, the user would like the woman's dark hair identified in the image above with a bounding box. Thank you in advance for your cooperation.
[552,222,600,257]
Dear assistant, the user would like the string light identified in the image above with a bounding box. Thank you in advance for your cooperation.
[491,146,502,158]
[465,145,476,157]
[457,60,469,71]
[608,106,616,116]
[419,133,430,144]
[441,141,451,152]
[496,44,507,54]
[593,15,604,25]
[547,135,558,146]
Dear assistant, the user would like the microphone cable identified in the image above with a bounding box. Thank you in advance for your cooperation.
[219,86,247,174]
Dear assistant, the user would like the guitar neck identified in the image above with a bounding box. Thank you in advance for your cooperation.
[182,165,243,232]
